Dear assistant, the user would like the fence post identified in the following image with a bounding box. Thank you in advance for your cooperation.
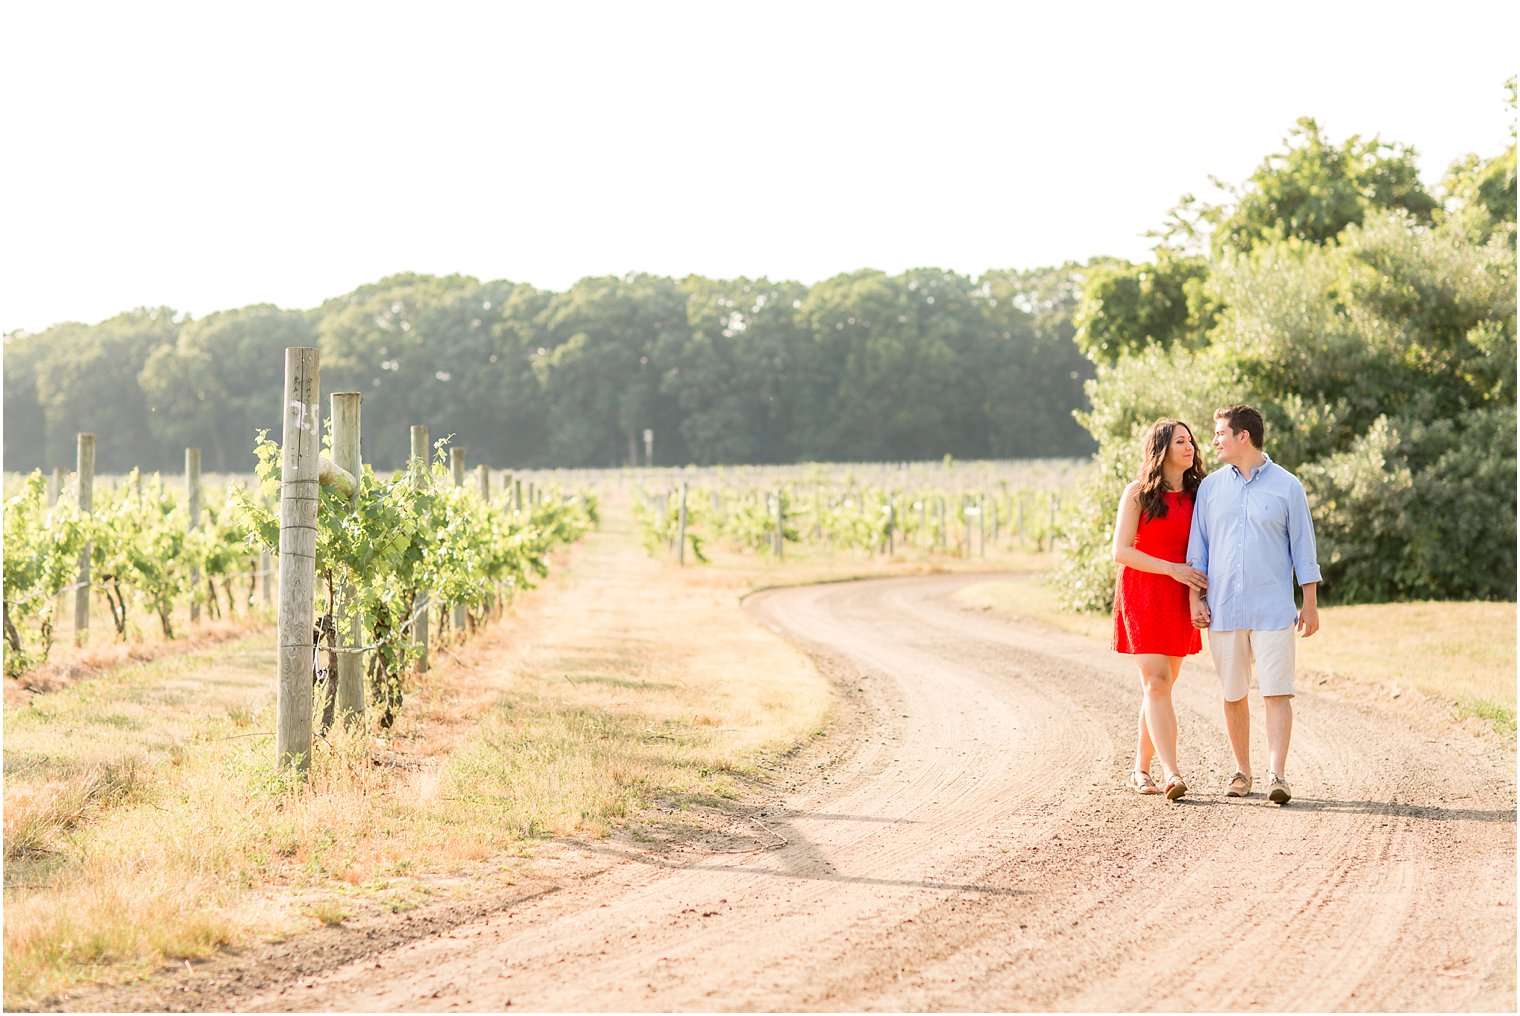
[331,392,365,727]
[476,464,490,500]
[410,425,431,674]
[74,434,95,645]
[978,492,987,558]
[48,467,61,505]
[187,448,202,623]
[677,481,688,566]
[450,447,467,634]
[773,488,784,561]
[276,348,321,772]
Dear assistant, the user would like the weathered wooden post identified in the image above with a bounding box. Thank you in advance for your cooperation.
[476,464,490,500]
[331,392,365,726]
[450,447,468,634]
[276,348,320,772]
[410,425,431,673]
[514,477,523,512]
[773,488,784,561]
[47,467,61,505]
[978,492,987,558]
[677,481,689,566]
[186,447,202,623]
[74,434,94,645]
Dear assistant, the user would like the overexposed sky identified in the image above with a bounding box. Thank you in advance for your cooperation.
[3,0,1515,335]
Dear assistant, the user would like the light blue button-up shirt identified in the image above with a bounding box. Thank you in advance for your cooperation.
[1186,453,1322,632]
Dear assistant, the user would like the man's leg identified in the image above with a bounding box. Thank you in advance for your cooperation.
[1222,694,1251,775]
[1264,695,1292,776]
[1253,628,1297,778]
[1209,630,1253,777]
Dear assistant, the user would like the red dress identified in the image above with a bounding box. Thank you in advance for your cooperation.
[1112,490,1202,657]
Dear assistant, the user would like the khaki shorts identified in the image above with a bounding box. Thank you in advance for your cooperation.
[1208,628,1296,701]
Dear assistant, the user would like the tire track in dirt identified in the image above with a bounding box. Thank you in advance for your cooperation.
[242,573,1514,1012]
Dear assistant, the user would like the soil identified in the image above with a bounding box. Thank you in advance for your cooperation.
[57,574,1516,1012]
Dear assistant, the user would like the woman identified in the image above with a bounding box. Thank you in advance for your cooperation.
[1112,418,1208,801]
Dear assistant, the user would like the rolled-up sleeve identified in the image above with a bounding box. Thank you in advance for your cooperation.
[1287,480,1322,586]
[1186,486,1209,574]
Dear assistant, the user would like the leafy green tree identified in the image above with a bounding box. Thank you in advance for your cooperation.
[668,276,808,464]
[2,332,48,471]
[139,304,314,471]
[1213,117,1438,252]
[976,263,1095,457]
[34,309,180,470]
[1071,252,1215,364]
[796,269,987,460]
[314,273,482,468]
[533,274,690,466]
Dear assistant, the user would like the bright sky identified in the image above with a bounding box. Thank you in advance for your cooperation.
[3,0,1515,336]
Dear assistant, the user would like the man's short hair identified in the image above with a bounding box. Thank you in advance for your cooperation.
[1215,404,1264,448]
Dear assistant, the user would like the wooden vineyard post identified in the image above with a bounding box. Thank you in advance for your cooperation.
[410,425,431,673]
[513,477,522,512]
[450,447,467,634]
[276,347,321,772]
[74,434,94,645]
[677,481,689,566]
[476,465,495,618]
[978,493,987,558]
[187,447,202,622]
[47,467,62,505]
[772,488,784,561]
[331,392,365,727]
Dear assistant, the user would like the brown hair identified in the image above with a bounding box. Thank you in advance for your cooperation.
[1135,418,1206,521]
[1214,404,1265,449]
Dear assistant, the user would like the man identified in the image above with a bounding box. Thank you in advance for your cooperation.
[1187,405,1321,804]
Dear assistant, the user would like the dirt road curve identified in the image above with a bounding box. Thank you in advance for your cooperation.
[248,574,1515,1012]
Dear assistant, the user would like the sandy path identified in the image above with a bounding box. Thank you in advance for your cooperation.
[246,573,1516,1012]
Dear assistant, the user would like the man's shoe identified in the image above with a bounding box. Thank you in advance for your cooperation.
[1267,772,1292,804]
[1225,771,1252,797]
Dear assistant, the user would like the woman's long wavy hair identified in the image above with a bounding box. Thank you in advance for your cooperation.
[1135,418,1206,521]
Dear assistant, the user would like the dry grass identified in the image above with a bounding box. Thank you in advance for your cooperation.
[2,502,831,1009]
[953,577,1517,730]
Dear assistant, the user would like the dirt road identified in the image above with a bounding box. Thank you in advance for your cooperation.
[245,573,1515,1011]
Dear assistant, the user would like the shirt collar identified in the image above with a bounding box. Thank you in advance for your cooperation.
[1230,451,1273,482]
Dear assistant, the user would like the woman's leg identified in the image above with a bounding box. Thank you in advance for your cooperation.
[1134,694,1154,775]
[1137,654,1180,779]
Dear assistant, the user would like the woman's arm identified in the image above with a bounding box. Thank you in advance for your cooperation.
[1112,483,1209,591]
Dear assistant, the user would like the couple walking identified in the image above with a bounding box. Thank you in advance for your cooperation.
[1112,405,1321,804]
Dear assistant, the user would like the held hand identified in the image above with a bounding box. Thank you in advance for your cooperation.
[1297,604,1320,638]
[1170,561,1209,592]
[1192,604,1211,629]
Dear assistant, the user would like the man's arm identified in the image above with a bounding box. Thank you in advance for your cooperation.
[1288,479,1322,637]
[1297,582,1319,637]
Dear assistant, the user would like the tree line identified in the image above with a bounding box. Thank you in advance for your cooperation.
[2,266,1096,473]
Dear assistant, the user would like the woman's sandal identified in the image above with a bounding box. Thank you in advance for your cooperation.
[1130,771,1161,795]
[1164,774,1188,801]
